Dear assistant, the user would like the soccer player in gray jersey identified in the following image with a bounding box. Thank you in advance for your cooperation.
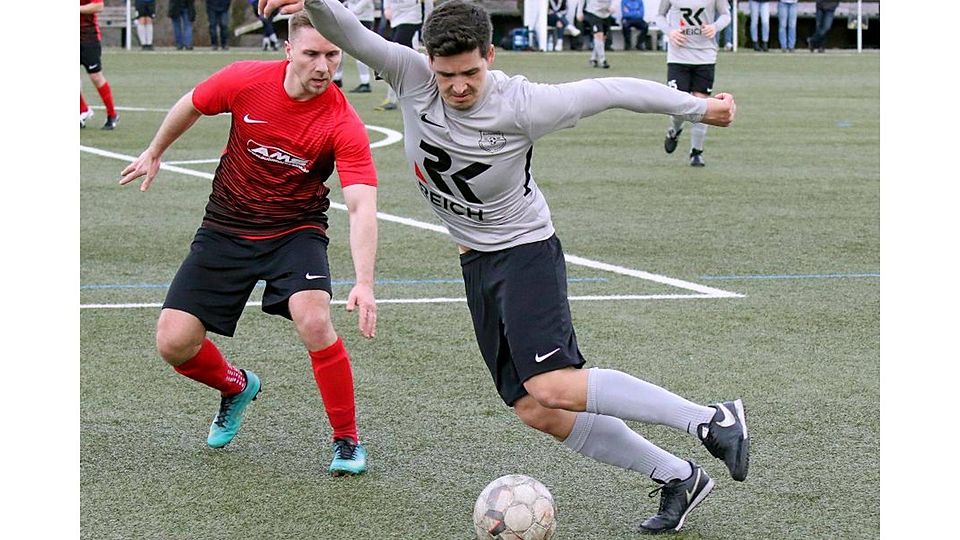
[656,0,730,166]
[575,0,616,68]
[261,0,748,533]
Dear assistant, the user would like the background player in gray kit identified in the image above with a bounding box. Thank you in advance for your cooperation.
[575,0,616,68]
[656,0,730,167]
[332,0,375,92]
[260,0,748,533]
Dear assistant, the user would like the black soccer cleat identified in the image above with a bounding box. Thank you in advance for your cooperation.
[102,114,119,130]
[601,60,611,69]
[698,398,749,481]
[640,462,714,534]
[349,83,372,93]
[333,79,343,88]
[689,148,705,167]
[664,128,682,154]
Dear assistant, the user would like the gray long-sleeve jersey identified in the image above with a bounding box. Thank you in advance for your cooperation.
[656,0,731,65]
[302,0,709,251]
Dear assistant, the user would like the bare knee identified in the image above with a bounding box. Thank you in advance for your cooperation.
[155,311,205,365]
[522,368,588,411]
[514,396,575,439]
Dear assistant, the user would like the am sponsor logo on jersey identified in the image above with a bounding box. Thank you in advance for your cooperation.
[246,139,310,172]
[478,131,507,153]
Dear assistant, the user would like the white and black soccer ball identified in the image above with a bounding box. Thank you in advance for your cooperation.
[473,474,557,540]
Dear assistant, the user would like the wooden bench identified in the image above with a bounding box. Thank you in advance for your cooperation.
[98,5,130,46]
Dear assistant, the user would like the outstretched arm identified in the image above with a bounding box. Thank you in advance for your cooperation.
[342,184,378,338]
[522,78,735,140]
[119,91,202,191]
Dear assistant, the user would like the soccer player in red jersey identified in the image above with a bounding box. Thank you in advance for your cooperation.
[119,10,378,476]
[80,0,119,129]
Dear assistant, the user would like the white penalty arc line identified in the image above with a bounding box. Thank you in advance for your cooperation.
[81,145,743,300]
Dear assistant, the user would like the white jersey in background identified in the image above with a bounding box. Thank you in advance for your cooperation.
[302,0,709,251]
[344,0,374,22]
[383,0,433,26]
[656,0,731,64]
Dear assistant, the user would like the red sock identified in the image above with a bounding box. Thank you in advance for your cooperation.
[80,93,89,113]
[309,338,359,443]
[173,338,246,396]
[96,82,116,118]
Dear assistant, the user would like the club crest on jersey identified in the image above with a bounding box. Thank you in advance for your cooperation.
[478,131,507,153]
[246,139,310,172]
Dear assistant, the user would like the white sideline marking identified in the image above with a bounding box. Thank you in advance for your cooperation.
[81,144,744,305]
[81,294,715,310]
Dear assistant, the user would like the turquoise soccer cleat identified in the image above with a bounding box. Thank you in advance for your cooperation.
[329,438,367,476]
[206,370,261,448]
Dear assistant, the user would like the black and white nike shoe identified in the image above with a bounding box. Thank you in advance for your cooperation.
[664,128,682,154]
[640,462,714,534]
[698,398,749,481]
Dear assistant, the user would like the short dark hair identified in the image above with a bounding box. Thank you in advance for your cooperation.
[422,1,492,58]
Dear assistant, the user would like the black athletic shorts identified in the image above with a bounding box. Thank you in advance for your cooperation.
[667,63,716,95]
[80,41,103,74]
[584,12,615,35]
[135,0,156,18]
[460,235,586,406]
[163,227,333,337]
[391,23,420,48]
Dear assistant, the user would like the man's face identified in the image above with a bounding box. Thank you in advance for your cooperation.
[284,26,342,100]
[429,46,495,111]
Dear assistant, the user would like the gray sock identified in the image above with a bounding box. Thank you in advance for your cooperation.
[586,368,716,436]
[670,115,685,135]
[690,122,708,152]
[563,412,692,483]
[594,35,605,62]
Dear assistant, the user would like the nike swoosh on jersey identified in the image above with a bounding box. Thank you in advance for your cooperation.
[419,113,444,128]
[243,114,268,124]
[534,348,561,363]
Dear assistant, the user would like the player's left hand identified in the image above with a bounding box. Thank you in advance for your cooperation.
[702,92,737,127]
[257,0,304,18]
[119,149,162,192]
[702,24,716,39]
[346,283,377,338]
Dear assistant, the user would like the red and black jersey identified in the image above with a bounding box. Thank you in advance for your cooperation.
[80,0,103,44]
[191,60,378,239]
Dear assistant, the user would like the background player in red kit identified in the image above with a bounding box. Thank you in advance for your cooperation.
[80,0,119,129]
[119,10,378,476]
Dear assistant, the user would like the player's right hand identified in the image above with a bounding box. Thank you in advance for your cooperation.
[119,150,162,192]
[669,29,687,47]
[257,0,304,18]
[703,93,737,127]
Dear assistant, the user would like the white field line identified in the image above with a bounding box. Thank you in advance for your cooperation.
[81,143,743,306]
[81,293,716,310]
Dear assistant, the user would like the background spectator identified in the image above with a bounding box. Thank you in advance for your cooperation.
[135,0,156,50]
[778,0,798,52]
[748,0,771,51]
[807,0,839,53]
[548,0,580,51]
[249,0,280,50]
[719,0,733,50]
[620,0,648,51]
[169,0,196,50]
[207,0,232,50]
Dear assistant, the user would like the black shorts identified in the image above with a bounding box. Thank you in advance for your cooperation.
[391,23,420,48]
[667,63,716,95]
[135,0,156,18]
[584,12,614,34]
[80,41,103,74]
[163,227,333,337]
[461,235,586,406]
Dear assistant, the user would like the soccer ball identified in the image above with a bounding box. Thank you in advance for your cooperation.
[473,474,557,540]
